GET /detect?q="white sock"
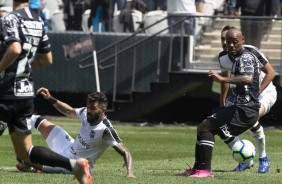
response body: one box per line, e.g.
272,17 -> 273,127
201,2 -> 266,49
250,124 -> 266,158
70,159 -> 77,173
30,115 -> 40,129
30,115 -> 45,129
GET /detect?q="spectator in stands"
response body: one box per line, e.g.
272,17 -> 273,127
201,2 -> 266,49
41,0 -> 50,31
263,0 -> 281,41
89,0 -> 110,32
29,0 -> 49,31
270,0 -> 281,16
48,0 -> 66,31
29,0 -> 41,13
118,0 -> 146,32
0,7 -> 10,17
225,0 -> 236,16
111,0 -> 126,11
236,0 -> 278,48
119,0 -> 135,32
63,0 -> 84,30
109,0 -> 126,15
133,0 -> 147,14
195,0 -> 205,13
109,0 -> 126,31
167,0 -> 196,35
146,0 -> 167,11
0,10 -> 6,17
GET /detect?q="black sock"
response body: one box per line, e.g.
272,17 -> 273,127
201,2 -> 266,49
193,135 -> 202,169
198,131 -> 214,170
29,146 -> 72,171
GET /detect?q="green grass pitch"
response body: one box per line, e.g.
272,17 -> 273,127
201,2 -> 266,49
0,117 -> 281,184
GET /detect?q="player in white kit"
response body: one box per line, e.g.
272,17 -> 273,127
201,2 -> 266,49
16,87 -> 136,178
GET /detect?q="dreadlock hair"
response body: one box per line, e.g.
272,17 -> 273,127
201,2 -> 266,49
87,92 -> 108,109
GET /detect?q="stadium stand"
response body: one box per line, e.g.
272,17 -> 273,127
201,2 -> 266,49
50,9 -> 66,31
143,10 -> 168,35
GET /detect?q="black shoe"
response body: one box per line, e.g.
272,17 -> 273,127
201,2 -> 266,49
0,121 -> 7,136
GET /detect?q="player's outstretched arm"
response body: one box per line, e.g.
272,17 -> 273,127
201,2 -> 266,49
36,87 -> 78,118
113,143 -> 136,178
260,63 -> 275,93
209,70 -> 253,85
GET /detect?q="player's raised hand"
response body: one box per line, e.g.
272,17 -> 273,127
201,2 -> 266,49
36,87 -> 51,99
208,70 -> 222,82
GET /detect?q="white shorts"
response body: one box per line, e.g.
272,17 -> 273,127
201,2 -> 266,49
46,126 -> 74,157
259,89 -> 277,115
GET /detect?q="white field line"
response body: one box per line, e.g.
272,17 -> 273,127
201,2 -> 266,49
0,166 -> 17,171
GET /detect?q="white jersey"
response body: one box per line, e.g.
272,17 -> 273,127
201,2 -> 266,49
167,0 -> 196,14
32,108 -> 120,173
68,108 -> 119,168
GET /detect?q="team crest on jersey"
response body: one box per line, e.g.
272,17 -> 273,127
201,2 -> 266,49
90,130 -> 95,138
65,135 -> 71,141
26,118 -> 32,130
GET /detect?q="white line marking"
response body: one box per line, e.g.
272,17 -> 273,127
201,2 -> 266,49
0,166 -> 17,171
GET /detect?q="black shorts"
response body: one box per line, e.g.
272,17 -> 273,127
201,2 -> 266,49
207,105 -> 259,138
0,98 -> 34,134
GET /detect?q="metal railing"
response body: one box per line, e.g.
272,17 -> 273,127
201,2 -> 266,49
79,15 -> 191,106
78,14 -> 282,106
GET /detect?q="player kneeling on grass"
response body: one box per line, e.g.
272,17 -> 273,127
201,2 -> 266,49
16,87 -> 136,178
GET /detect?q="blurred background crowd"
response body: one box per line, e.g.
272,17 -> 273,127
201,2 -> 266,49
0,0 -> 281,35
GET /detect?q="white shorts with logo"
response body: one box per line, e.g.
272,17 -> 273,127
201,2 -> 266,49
259,89 -> 277,115
46,126 -> 75,158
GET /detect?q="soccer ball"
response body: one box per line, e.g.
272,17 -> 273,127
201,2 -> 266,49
232,139 -> 255,163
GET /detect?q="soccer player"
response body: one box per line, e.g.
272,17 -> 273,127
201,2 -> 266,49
16,87 -> 136,178
0,1 -> 92,183
219,25 -> 276,173
177,28 -> 261,178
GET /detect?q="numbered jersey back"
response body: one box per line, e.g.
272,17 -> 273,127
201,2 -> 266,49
0,7 -> 51,99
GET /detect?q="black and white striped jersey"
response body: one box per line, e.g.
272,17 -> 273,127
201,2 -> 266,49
0,7 -> 51,99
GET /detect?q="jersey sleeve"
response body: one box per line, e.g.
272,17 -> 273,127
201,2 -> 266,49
102,118 -> 122,143
75,107 -> 86,118
218,51 -> 230,72
36,29 -> 51,54
1,13 -> 20,44
238,52 -> 256,75
245,45 -> 268,67
102,128 -> 119,146
254,49 -> 268,67
219,60 -> 228,72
